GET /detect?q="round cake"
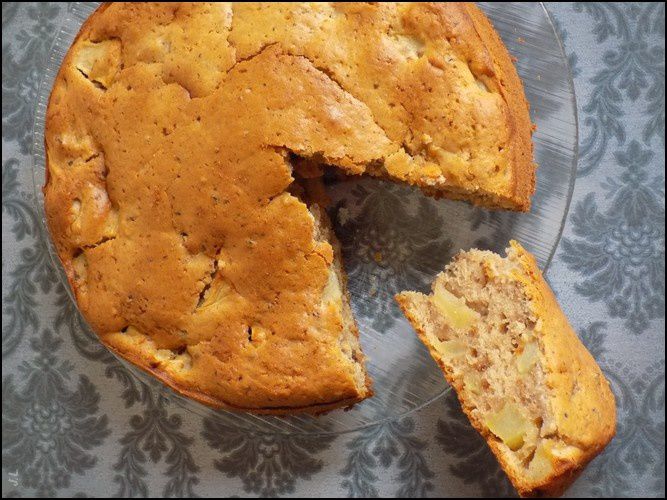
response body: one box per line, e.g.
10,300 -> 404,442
44,2 -> 534,414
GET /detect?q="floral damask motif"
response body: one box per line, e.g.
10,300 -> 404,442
112,386 -> 200,498
550,15 -> 581,78
49,285 -> 201,497
574,3 -> 631,43
581,359 -> 665,497
2,2 -> 20,28
638,1 -> 666,145
2,158 -> 39,241
2,329 -> 111,497
436,393 -> 515,497
333,180 -> 452,331
561,141 -> 665,334
574,2 -> 665,174
2,159 -> 59,356
2,3 -> 63,153
1,236 -> 57,355
203,417 -> 336,497
2,5 -> 66,356
578,321 -> 608,360
340,417 -> 434,498
641,53 -> 665,146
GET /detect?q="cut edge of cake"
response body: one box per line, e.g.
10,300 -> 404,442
395,241 -> 616,497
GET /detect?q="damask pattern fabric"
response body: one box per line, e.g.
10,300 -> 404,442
2,3 -> 665,497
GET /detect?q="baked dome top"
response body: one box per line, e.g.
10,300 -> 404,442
44,2 -> 534,413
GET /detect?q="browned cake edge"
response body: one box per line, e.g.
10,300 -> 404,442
43,3 -> 107,189
363,3 -> 536,211
101,340 -> 368,416
464,3 -> 536,212
500,242 -> 616,496
48,189 -> 370,416
395,242 -> 616,497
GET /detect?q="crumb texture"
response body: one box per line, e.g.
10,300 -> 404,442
396,241 -> 616,496
45,3 -> 533,413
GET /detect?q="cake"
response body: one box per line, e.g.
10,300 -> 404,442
396,241 -> 616,496
44,2 -> 534,413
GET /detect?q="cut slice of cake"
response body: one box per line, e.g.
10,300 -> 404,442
396,241 -> 616,496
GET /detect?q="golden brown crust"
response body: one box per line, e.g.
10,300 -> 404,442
101,339 -> 365,416
44,3 -> 535,415
506,241 -> 616,496
396,242 -> 616,497
463,4 -> 536,210
227,2 -> 535,209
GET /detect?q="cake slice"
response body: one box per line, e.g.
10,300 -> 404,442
396,241 -> 616,497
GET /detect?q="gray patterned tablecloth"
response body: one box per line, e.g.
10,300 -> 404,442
2,3 -> 665,497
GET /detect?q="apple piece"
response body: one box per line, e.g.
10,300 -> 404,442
431,283 -> 479,330
517,341 -> 540,374
485,403 -> 535,451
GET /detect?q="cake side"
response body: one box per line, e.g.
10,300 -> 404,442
462,3 -> 536,210
396,242 -> 615,496
507,241 -> 617,461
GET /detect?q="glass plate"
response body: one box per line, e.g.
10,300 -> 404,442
32,2 -> 577,435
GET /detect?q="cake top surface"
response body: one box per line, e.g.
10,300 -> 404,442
44,2 -> 534,412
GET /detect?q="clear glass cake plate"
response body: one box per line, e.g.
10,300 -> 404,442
32,2 -> 578,435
